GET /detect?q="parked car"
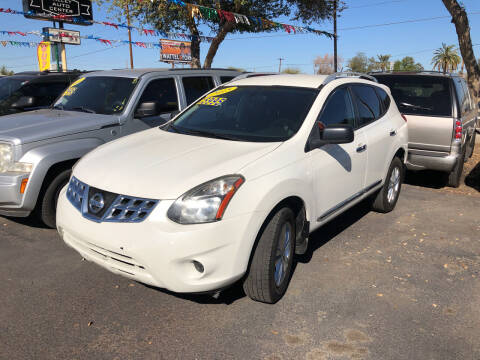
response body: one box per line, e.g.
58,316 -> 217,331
57,73 -> 408,303
0,70 -> 84,116
0,68 -> 242,227
373,71 -> 477,187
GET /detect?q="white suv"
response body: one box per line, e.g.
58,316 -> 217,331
57,74 -> 408,303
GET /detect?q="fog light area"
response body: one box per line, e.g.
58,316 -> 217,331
193,260 -> 204,273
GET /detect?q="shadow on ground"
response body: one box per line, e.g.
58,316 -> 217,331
465,161 -> 480,191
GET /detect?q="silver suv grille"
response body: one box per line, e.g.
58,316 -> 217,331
66,176 -> 159,223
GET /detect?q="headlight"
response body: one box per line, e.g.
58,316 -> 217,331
0,143 -> 33,174
167,175 -> 245,224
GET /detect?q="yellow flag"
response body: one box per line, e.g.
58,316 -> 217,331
37,42 -> 51,72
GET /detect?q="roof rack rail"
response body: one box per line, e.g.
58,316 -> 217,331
324,72 -> 378,85
167,68 -> 240,71
368,70 -> 458,77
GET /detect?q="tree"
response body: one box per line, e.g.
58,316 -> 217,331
393,57 -> 424,72
347,52 -> 368,73
0,66 -> 13,75
227,66 -> 246,72
314,54 -> 343,74
282,67 -> 301,74
377,54 -> 391,72
441,0 -> 480,98
97,0 -> 292,68
432,43 -> 461,74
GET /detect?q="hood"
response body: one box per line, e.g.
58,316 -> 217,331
74,128 -> 281,199
0,109 -> 119,144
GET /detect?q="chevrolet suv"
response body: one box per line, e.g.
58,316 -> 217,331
373,71 -> 477,187
57,73 -> 408,303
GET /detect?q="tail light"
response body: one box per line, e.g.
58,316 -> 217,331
454,120 -> 462,140
401,114 -> 407,122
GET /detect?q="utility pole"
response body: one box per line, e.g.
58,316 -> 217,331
333,0 -> 338,73
59,21 -> 67,71
125,1 -> 134,69
278,57 -> 284,73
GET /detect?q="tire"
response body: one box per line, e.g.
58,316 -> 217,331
243,207 -> 296,304
447,146 -> 466,188
38,169 -> 71,228
371,157 -> 404,213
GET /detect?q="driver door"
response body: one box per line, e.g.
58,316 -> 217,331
128,77 -> 180,133
308,86 -> 367,223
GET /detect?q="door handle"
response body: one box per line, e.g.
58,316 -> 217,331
356,144 -> 367,153
390,129 -> 397,136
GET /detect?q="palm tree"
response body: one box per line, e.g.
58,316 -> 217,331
432,43 -> 462,74
377,54 -> 391,72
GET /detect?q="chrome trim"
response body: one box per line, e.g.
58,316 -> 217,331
317,180 -> 382,222
66,176 -> 159,223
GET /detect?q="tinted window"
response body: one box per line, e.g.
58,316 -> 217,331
137,78 -> 178,114
453,78 -> 469,115
0,78 -> 25,100
220,76 -> 235,84
351,85 -> 381,127
182,76 -> 215,105
318,87 -> 355,127
54,76 -> 138,115
169,86 -> 318,142
375,75 -> 452,117
374,87 -> 391,117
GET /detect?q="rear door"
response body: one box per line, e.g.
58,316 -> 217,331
376,75 -> 454,153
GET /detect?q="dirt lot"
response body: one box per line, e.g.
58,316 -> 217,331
0,145 -> 479,360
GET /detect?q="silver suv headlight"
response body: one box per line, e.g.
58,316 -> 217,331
167,175 -> 245,224
0,143 -> 33,174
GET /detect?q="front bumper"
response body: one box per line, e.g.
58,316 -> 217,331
57,187 -> 263,293
0,172 -> 30,217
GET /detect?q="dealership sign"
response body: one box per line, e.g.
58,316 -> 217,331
23,0 -> 93,25
160,39 -> 192,64
43,27 -> 81,45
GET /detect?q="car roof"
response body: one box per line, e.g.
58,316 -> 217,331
84,68 -> 243,79
229,74 -> 329,88
371,71 -> 461,78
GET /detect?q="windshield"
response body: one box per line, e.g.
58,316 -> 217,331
54,76 -> 138,115
375,75 -> 452,117
0,77 -> 25,101
167,86 -> 319,142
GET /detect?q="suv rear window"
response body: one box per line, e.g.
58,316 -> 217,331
375,75 -> 452,117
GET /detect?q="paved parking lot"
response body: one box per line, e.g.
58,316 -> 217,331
1,164 -> 479,359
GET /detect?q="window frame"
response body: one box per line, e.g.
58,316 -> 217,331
181,75 -> 216,106
131,76 -> 180,118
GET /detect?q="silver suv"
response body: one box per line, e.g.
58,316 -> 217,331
374,71 -> 478,187
0,68 -> 241,227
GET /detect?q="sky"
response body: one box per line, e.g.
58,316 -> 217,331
0,0 -> 479,74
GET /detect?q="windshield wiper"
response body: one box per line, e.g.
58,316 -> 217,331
400,102 -> 432,111
166,124 -> 240,141
70,106 -> 96,114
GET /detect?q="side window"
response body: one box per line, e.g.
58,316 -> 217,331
317,87 -> 355,128
460,78 -> 472,112
182,76 -> 215,105
220,76 -> 235,84
137,78 -> 179,114
351,85 -> 381,127
453,78 -> 468,115
374,86 -> 391,118
18,81 -> 70,107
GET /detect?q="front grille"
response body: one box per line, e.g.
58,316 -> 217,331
66,176 -> 159,223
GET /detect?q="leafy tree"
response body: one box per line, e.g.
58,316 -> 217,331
377,54 -> 391,72
347,52 -> 368,73
441,0 -> 480,98
432,43 -> 461,74
97,1 -> 329,69
314,54 -> 343,74
282,67 -> 301,74
0,66 -> 13,75
288,0 -> 345,23
393,57 -> 424,72
227,66 -> 246,72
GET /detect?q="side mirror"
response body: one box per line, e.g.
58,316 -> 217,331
11,96 -> 35,109
309,124 -> 354,150
135,101 -> 157,118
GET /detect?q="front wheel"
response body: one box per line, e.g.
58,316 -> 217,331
243,207 -> 296,304
371,157 -> 404,213
37,169 -> 71,228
